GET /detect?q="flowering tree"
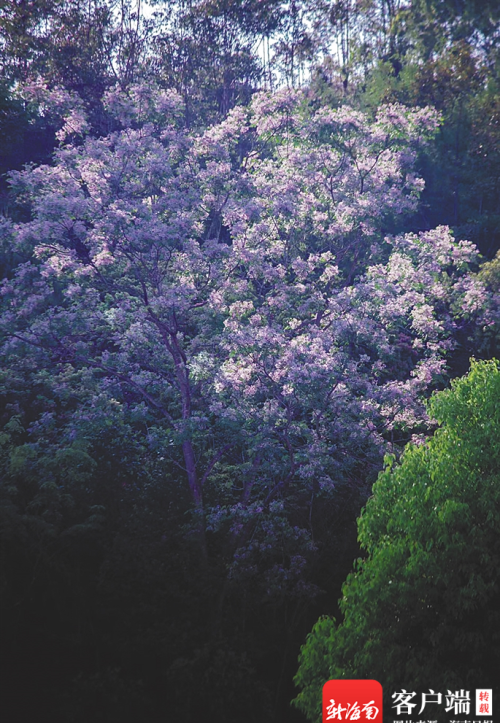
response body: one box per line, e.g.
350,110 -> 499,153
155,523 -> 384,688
0,84 -> 485,571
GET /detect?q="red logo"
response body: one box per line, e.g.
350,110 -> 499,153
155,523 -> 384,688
323,680 -> 383,722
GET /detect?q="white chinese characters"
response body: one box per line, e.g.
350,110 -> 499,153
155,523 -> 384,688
391,689 -> 493,718
326,699 -> 380,720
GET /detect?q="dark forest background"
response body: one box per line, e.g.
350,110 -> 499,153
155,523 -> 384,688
1,2 -> 499,721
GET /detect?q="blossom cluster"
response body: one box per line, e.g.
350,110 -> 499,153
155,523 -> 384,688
0,83 -> 491,581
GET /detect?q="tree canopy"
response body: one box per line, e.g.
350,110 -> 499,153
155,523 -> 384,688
1,2 -> 499,721
294,359 -> 500,721
1,85 -> 486,557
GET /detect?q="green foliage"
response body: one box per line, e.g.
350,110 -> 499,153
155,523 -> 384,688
478,250 -> 500,293
294,359 -> 500,721
469,252 -> 500,359
355,38 -> 500,258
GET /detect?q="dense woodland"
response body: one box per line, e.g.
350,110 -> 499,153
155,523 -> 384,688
0,1 -> 499,721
